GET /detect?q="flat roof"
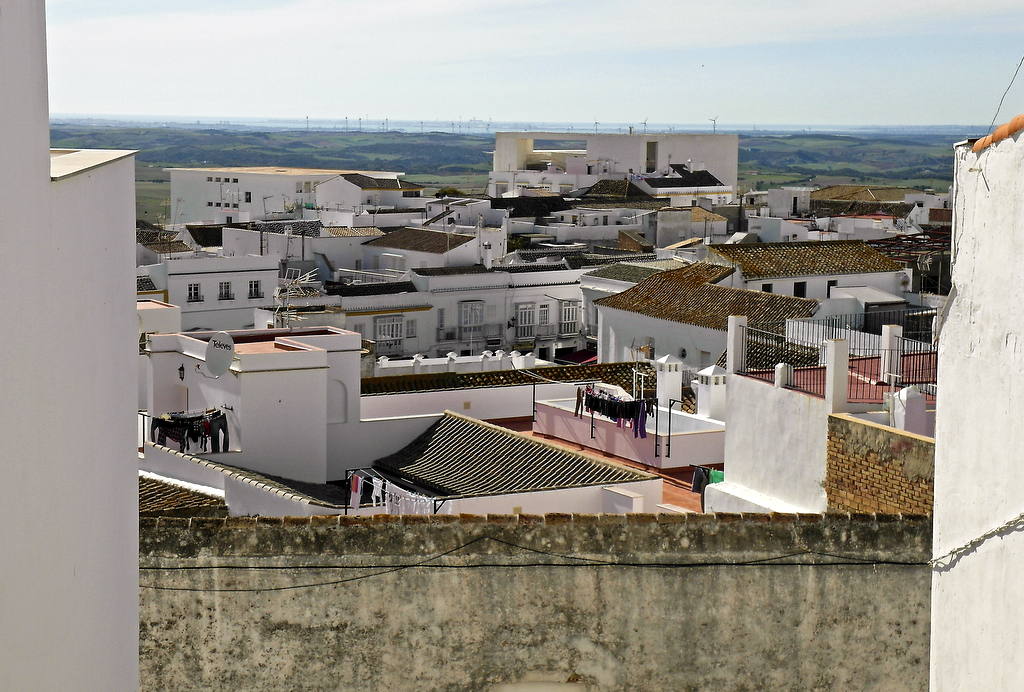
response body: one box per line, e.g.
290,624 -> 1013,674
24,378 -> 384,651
50,148 -> 135,180
166,166 -> 404,176
136,300 -> 177,310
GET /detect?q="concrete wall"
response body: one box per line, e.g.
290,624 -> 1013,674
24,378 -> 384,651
139,512 -> 931,692
598,305 -> 725,370
706,374 -> 830,513
930,132 -> 1024,690
826,414 -> 934,515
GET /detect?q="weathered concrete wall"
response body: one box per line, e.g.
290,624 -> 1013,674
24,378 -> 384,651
826,413 -> 934,515
141,513 -> 930,692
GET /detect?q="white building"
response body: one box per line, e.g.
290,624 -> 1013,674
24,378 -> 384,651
168,167 -> 424,225
0,2 -> 138,688
361,226 -> 505,272
138,255 -> 280,330
595,263 -> 819,369
705,240 -> 911,300
488,131 -> 738,197
656,206 -> 730,246
930,118 -> 1024,690
335,264 -> 588,360
768,187 -> 815,218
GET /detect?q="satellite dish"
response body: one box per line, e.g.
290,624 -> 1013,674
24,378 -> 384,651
204,332 -> 235,377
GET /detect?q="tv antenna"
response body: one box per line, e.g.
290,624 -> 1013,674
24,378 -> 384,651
273,269 -> 319,328
709,116 -> 718,133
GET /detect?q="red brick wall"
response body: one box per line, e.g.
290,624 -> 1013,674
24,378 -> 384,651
826,413 -> 934,514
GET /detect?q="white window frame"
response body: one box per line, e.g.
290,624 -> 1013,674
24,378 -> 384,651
458,300 -> 484,342
406,319 -> 417,338
187,283 -> 202,302
218,281 -> 232,300
516,303 -> 536,340
559,300 -> 580,335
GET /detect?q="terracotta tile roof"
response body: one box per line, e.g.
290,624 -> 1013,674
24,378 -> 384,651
659,206 -> 727,222
373,412 -> 654,497
810,185 -> 919,202
324,226 -> 385,237
136,229 -> 177,245
137,276 -> 158,292
927,208 -> 952,224
141,240 -> 193,254
811,199 -> 915,218
665,167 -> 726,186
364,227 -> 475,254
254,219 -> 322,237
341,173 -> 423,190
139,475 -> 227,517
644,173 -> 726,189
709,240 -> 902,281
972,112 -> 1024,153
584,263 -> 665,283
362,362 -> 657,396
596,262 -> 818,330
582,179 -> 654,198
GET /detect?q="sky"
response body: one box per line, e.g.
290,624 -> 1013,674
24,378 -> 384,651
45,0 -> 1024,128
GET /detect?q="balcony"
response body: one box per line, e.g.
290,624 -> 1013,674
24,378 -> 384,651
437,327 -> 458,342
218,293 -> 235,301
186,295 -> 204,303
376,338 -> 404,356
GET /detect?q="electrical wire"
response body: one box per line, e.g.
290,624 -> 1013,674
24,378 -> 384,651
986,52 -> 1024,136
139,534 -> 927,593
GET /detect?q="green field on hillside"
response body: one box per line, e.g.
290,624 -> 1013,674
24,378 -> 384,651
48,126 -> 960,222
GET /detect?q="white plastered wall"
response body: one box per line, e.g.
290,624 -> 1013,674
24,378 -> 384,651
931,132 -> 1024,690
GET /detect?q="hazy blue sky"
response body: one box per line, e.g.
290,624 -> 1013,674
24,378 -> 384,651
45,0 -> 1024,127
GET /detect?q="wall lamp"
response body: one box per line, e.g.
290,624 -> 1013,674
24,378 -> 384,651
178,364 -> 185,381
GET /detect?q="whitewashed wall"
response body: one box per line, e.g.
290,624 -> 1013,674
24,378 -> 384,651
705,374 -> 829,513
930,132 -> 1024,690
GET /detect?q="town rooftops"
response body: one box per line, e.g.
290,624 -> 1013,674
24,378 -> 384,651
137,276 -> 159,292
708,240 -> 902,281
362,361 -> 656,396
254,219 -> 322,237
810,185 -> 920,202
584,262 -> 670,284
324,226 -> 386,237
186,226 -> 223,247
363,227 -> 475,254
324,281 -> 417,297
167,166 -> 404,177
581,179 -> 654,198
660,206 -> 728,222
666,167 -> 727,187
373,412 -> 655,498
340,173 -> 424,191
596,262 -> 818,329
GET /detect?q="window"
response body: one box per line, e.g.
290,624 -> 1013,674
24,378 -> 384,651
187,283 -> 202,302
218,281 -> 233,300
437,308 -> 445,329
762,283 -> 773,293
207,177 -> 213,182
374,315 -> 404,355
458,300 -> 484,341
406,319 -> 417,338
248,280 -> 262,299
602,215 -> 609,226
516,303 -> 536,340
304,181 -> 312,193
296,183 -> 303,194
559,301 -> 580,335
232,203 -> 238,209
827,279 -> 838,297
215,177 -> 221,183
794,281 -> 807,298
215,202 -> 221,207
351,323 -> 364,337
244,191 -> 252,203
538,304 -> 549,325
207,201 -> 213,207
232,178 -> 238,183
402,191 -> 419,198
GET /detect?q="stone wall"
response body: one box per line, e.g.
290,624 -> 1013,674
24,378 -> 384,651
140,512 -> 931,692
826,413 -> 934,515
